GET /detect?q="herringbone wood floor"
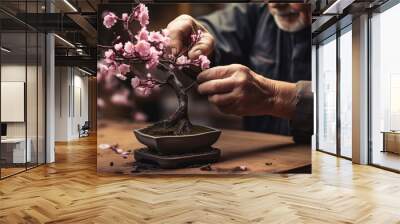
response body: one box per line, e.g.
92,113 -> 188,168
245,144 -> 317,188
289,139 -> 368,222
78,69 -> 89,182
1,135 -> 400,224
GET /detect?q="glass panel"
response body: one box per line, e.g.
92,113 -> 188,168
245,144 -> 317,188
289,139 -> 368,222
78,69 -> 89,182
38,32 -> 45,165
317,36 -> 337,154
0,0 -> 46,178
26,0 -> 39,169
1,32 -> 27,177
27,30 -> 38,169
339,29 -> 352,158
371,4 -> 400,171
312,45 -> 317,150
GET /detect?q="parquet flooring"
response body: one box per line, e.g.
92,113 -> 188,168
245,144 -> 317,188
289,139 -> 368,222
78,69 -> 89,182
1,135 -> 400,224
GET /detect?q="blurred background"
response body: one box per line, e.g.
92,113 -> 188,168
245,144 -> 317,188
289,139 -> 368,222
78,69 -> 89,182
97,3 -> 243,130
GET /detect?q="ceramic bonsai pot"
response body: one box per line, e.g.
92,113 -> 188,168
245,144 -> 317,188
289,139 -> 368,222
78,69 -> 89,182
133,126 -> 221,155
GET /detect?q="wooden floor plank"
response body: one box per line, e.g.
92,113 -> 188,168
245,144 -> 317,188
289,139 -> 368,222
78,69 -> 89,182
0,135 -> 400,223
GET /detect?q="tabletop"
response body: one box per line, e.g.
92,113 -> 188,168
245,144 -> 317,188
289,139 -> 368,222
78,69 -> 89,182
97,120 -> 311,175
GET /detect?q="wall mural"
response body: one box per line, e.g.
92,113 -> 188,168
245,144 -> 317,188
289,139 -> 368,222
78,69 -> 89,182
97,3 -> 312,175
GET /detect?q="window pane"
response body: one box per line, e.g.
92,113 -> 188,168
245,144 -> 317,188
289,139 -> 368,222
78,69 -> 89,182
339,29 -> 352,158
371,3 -> 400,171
318,37 -> 337,154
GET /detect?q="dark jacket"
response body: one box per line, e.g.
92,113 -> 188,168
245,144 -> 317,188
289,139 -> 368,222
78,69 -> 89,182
198,3 -> 313,143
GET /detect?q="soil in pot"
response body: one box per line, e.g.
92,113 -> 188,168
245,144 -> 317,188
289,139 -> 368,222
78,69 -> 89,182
141,123 -> 213,137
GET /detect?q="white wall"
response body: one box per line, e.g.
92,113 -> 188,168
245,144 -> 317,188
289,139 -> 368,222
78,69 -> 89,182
55,67 -> 89,141
55,66 -> 69,141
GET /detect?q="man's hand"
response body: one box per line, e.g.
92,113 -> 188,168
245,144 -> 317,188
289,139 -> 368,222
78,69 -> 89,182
197,64 -> 298,119
166,15 -> 214,59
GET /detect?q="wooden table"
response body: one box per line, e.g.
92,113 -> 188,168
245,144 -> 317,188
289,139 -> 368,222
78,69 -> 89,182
97,121 -> 311,175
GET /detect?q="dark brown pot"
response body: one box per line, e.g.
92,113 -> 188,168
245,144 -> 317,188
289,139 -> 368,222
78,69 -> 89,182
133,126 -> 221,155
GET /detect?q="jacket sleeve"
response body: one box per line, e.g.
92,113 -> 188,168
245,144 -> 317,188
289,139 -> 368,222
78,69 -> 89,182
197,4 -> 264,66
291,81 -> 314,144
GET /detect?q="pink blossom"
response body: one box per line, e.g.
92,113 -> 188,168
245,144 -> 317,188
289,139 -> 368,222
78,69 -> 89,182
104,49 -> 115,59
164,36 -> 171,45
97,63 -> 108,82
103,12 -> 118,29
98,63 -> 109,76
111,90 -> 130,106
97,72 -> 104,82
136,87 -> 151,96
149,31 -> 163,43
105,71 -> 119,90
199,55 -> 210,70
146,61 -> 158,70
115,73 -> 127,80
133,112 -> 147,122
122,13 -> 128,21
191,30 -> 203,42
144,87 -> 152,96
176,55 -> 190,65
145,47 -> 160,69
107,64 -> 117,76
114,42 -> 123,51
111,94 -> 129,105
104,58 -> 113,64
97,98 -> 106,108
135,87 -> 145,95
135,40 -> 151,57
99,144 -> 110,150
137,4 -> 149,27
131,77 -> 141,88
135,28 -> 148,41
124,41 -> 135,54
100,4 -> 210,105
146,80 -> 155,88
118,63 -> 130,75
190,34 -> 197,43
160,29 -> 171,47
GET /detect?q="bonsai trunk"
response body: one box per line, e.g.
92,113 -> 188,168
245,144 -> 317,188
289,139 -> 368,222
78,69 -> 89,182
156,74 -> 193,135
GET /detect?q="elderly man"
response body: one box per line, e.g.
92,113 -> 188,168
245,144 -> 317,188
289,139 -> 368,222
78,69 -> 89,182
166,3 -> 313,143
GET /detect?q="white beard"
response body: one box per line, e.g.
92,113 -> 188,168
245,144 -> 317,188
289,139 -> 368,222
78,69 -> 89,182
273,15 -> 308,33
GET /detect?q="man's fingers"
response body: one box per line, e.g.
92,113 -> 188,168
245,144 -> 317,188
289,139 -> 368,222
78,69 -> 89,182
198,78 -> 235,95
167,15 -> 214,58
166,15 -> 193,55
188,32 -> 214,59
197,66 -> 231,83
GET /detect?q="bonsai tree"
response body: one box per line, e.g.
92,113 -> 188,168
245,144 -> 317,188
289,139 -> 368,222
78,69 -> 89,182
98,4 -> 210,135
